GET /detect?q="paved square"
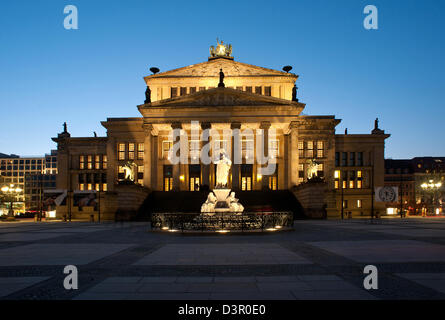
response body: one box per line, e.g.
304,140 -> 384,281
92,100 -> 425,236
1,219 -> 445,300
309,240 -> 445,263
0,277 -> 50,297
133,243 -> 311,265
0,243 -> 134,266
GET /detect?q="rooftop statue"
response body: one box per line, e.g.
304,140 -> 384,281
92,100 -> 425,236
209,39 -> 233,59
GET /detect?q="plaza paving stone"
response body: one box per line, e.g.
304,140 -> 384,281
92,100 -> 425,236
0,219 -> 445,300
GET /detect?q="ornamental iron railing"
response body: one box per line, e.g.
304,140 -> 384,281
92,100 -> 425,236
151,211 -> 293,232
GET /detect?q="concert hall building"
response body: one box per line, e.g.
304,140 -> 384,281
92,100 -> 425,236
52,41 -> 390,220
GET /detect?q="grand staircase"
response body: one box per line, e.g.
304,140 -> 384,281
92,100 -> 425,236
135,190 -> 306,221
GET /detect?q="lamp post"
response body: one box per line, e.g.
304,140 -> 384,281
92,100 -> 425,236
1,184 -> 23,218
421,180 -> 442,216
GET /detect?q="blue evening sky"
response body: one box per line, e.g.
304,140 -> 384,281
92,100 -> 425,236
0,0 -> 444,158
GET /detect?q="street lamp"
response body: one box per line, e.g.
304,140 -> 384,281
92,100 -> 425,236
1,184 -> 23,218
421,180 -> 442,216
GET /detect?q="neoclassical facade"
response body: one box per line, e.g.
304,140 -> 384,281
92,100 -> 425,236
53,43 -> 389,220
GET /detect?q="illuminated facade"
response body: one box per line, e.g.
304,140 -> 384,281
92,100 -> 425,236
53,42 -> 389,220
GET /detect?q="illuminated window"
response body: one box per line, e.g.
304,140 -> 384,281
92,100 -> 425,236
317,163 -> 324,177
242,137 -> 254,159
138,143 -> 144,160
102,183 -> 107,191
349,180 -> 354,189
95,155 -> 100,169
357,170 -> 362,178
306,141 -> 313,158
334,170 -> 340,179
87,183 -> 92,191
334,180 -> 339,189
317,141 -> 324,158
189,140 -> 200,159
118,143 -> 126,160
79,156 -> 85,170
87,156 -> 93,170
241,177 -> 252,191
342,180 -> 347,189
298,141 -> 304,158
357,180 -> 362,189
162,141 -> 173,159
269,176 -> 277,190
95,184 -> 100,192
343,200 -> 348,208
79,183 -> 84,191
299,163 -> 304,182
269,139 -> 279,158
128,143 -> 135,160
357,199 -> 362,208
103,155 -> 108,169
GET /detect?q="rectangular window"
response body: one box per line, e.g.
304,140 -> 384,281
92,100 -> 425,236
317,141 -> 324,158
103,183 -> 107,191
245,86 -> 252,93
171,87 -> 178,98
343,200 -> 348,209
163,141 -> 173,159
103,155 -> 108,169
357,199 -> 362,208
180,87 -> 187,96
189,140 -> 200,159
306,141 -> 314,158
298,163 -> 304,182
269,139 -> 279,158
317,163 -> 324,178
342,180 -> 347,189
118,143 -> 126,160
255,86 -> 262,95
236,86 -> 243,91
350,152 -> 356,166
357,180 -> 362,189
79,183 -> 84,191
95,155 -> 100,169
341,152 -> 347,166
357,170 -> 362,178
87,183 -> 92,191
349,180 -> 354,189
138,143 -> 144,160
298,141 -> 304,158
189,87 -> 196,94
79,156 -> 85,170
357,152 -> 363,166
334,180 -> 339,189
198,87 -> 206,91
264,86 -> 271,96
128,143 -> 135,160
87,156 -> 93,170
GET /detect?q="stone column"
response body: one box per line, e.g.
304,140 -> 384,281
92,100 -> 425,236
231,122 -> 241,190
201,122 -> 211,188
142,123 -> 153,189
151,133 -> 158,190
260,121 -> 271,190
171,122 -> 182,191
288,121 -> 299,188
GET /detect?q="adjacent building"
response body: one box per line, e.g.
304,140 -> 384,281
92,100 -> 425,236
384,157 -> 445,215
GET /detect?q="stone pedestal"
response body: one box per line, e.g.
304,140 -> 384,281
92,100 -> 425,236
293,180 -> 327,219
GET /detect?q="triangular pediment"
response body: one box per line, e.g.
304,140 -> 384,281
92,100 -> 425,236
145,58 -> 297,79
141,87 -> 304,108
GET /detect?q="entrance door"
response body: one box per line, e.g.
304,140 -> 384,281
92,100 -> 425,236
241,164 -> 253,191
189,165 -> 200,191
163,165 -> 173,191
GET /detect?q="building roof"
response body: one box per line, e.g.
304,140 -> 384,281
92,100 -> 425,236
144,57 -> 298,80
